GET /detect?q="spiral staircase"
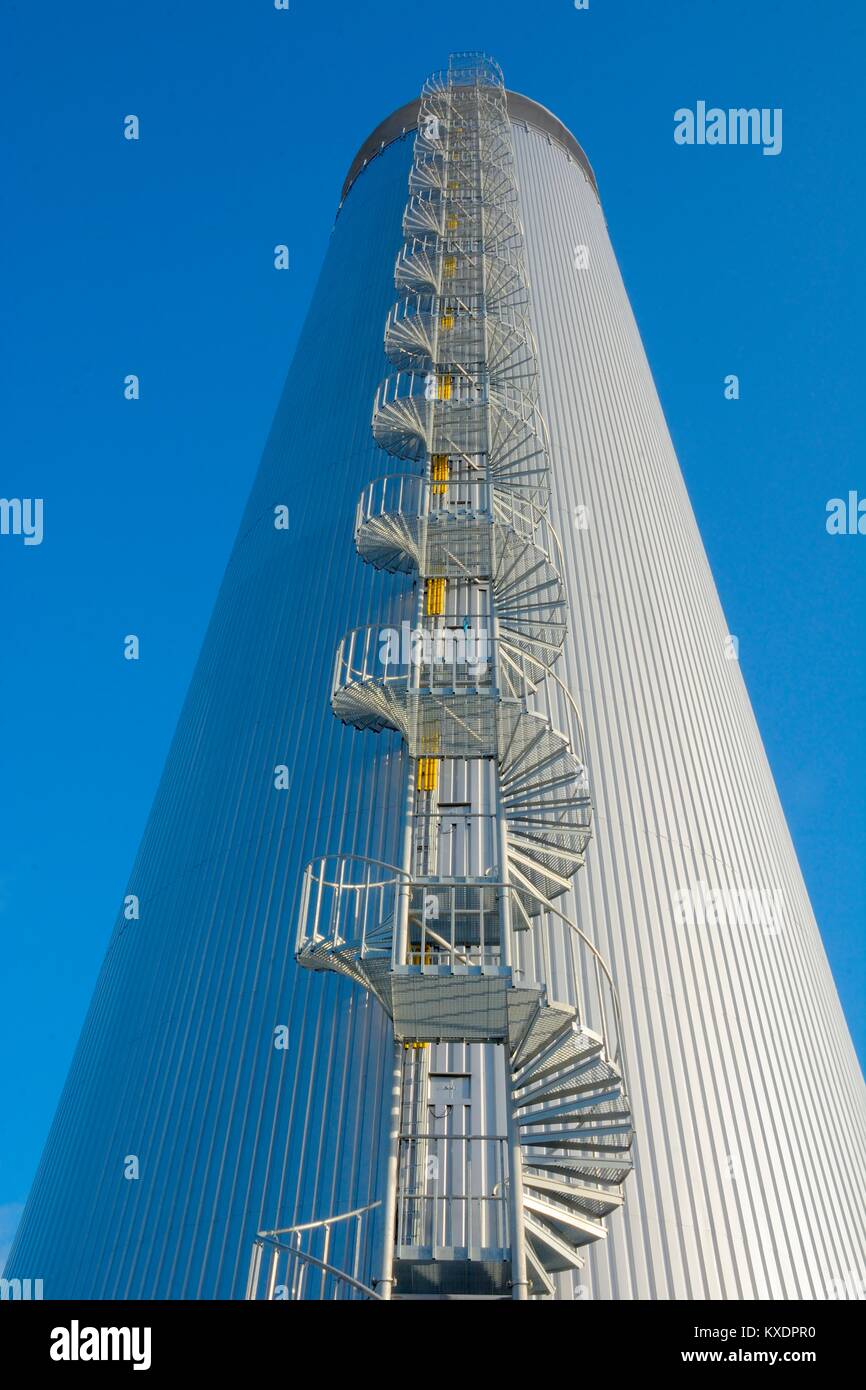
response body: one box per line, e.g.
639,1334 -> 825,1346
291,52 -> 634,1300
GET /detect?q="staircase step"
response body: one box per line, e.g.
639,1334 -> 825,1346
516,1091 -> 628,1129
524,1213 -> 585,1275
513,1056 -> 621,1109
524,1240 -> 556,1298
523,1193 -> 607,1248
520,1125 -> 633,1151
512,1022 -> 603,1088
520,1153 -> 633,1186
508,998 -> 575,1070
522,1171 -> 623,1220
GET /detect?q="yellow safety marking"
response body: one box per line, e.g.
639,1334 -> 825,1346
436,373 -> 452,401
431,454 -> 450,495
443,255 -> 457,279
416,756 -> 441,792
440,311 -> 454,330
426,577 -> 446,615
407,940 -> 434,968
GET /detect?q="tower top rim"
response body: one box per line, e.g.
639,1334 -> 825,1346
340,91 -> 599,206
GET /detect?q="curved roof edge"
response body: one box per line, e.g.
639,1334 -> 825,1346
340,90 -> 598,205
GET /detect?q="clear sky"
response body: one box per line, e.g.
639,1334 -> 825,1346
1,0 -> 864,1264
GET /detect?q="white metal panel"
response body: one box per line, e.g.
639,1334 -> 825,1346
509,119 -> 866,1300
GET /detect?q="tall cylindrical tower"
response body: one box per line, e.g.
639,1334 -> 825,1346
6,54 -> 865,1302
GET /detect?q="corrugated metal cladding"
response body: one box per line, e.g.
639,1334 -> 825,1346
507,119 -> 866,1299
7,94 -> 864,1303
5,136 -> 421,1299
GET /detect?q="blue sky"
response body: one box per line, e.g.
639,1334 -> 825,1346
1,0 -> 864,1263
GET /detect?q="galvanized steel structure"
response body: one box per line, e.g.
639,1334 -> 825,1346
6,53 -> 865,1302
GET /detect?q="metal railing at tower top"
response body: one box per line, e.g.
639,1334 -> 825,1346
423,52 -> 507,92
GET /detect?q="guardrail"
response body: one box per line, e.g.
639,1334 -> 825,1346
397,1136 -> 509,1253
246,1202 -> 383,1301
332,621 -> 495,696
355,472 -> 492,543
295,854 -> 627,1074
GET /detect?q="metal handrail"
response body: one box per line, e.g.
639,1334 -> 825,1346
251,1236 -> 383,1301
332,621 -> 495,694
412,148 -> 516,179
402,199 -> 523,244
373,369 -> 543,429
491,489 -> 566,573
418,95 -> 508,125
295,854 -> 627,1074
355,476 -> 560,552
248,1199 -> 384,1302
298,854 -> 406,891
355,472 -> 490,538
376,363 -> 491,404
409,152 -> 516,186
384,297 -> 539,386
542,666 -> 591,773
423,54 -> 506,92
414,134 -> 514,168
403,183 -> 519,214
260,1199 -> 382,1238
386,291 -> 533,337
397,236 -> 526,275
